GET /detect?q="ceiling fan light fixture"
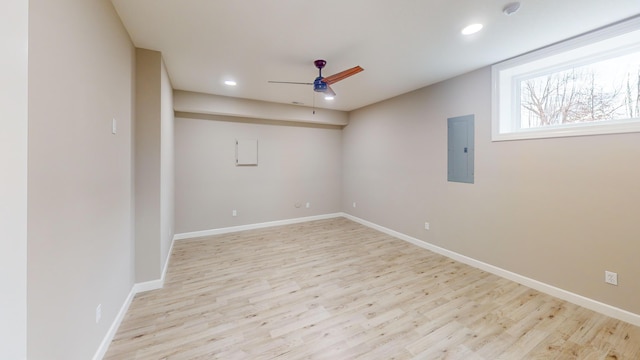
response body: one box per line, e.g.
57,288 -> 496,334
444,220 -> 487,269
224,80 -> 237,86
461,23 -> 483,35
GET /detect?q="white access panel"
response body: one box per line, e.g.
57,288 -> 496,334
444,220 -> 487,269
236,139 -> 258,165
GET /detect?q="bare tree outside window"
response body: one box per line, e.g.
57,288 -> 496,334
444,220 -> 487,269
520,52 -> 640,129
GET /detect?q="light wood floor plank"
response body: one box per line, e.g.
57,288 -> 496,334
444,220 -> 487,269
104,218 -> 640,359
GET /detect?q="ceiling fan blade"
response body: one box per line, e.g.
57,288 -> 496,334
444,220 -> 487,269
322,66 -> 364,85
268,81 -> 314,85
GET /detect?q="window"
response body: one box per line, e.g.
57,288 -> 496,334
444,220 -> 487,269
492,18 -> 640,141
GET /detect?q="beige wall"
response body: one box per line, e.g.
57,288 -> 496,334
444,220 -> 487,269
27,0 -> 135,359
0,0 -> 28,358
343,67 -> 640,315
175,115 -> 342,233
134,49 -> 175,282
160,59 -> 175,269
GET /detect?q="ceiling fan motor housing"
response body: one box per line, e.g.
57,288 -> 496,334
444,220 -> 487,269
313,77 -> 327,92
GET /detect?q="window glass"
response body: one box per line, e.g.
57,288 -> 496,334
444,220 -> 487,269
519,52 -> 640,129
492,18 -> 640,141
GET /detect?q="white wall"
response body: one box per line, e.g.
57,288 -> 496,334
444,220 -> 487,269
175,115 -> 343,233
343,67 -> 640,316
0,0 -> 28,358
27,0 -> 135,358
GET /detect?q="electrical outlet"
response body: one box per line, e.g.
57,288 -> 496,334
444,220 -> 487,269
111,118 -> 117,134
306,202 -> 310,208
605,271 -> 618,285
352,202 -> 357,208
96,304 -> 102,324
424,222 -> 430,230
232,210 -> 237,217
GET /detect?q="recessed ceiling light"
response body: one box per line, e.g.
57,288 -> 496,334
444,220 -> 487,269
224,80 -> 237,86
461,23 -> 483,35
324,96 -> 334,100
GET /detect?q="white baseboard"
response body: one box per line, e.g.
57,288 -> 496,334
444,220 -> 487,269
92,278 -> 164,360
93,235 -> 177,359
341,213 -> 640,327
92,287 -> 136,360
173,213 -> 343,241
160,234 -> 175,282
132,279 -> 163,293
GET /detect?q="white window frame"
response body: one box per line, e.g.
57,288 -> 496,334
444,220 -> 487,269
492,17 -> 640,141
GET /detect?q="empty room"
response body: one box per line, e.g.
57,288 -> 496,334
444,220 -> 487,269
3,0 -> 640,359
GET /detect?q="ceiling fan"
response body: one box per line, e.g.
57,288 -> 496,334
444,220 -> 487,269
268,59 -> 364,97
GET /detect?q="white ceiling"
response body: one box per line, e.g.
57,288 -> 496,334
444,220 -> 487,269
111,0 -> 640,112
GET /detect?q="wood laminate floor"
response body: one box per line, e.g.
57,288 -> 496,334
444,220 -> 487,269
104,218 -> 640,359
